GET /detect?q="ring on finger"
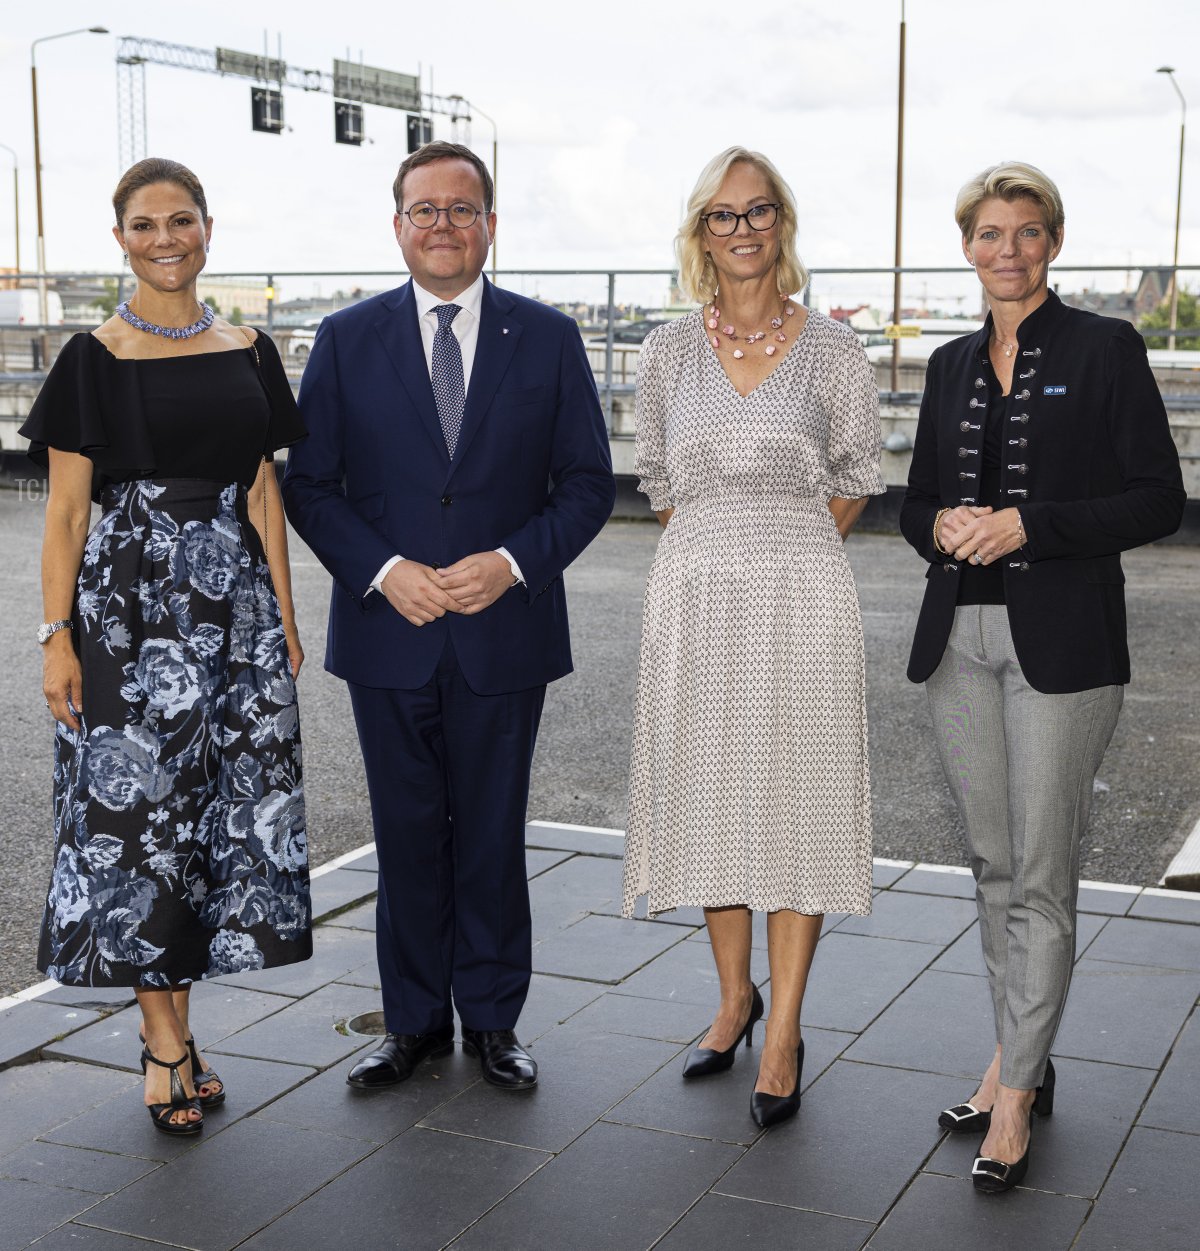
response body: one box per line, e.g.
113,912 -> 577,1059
970,552 -> 983,565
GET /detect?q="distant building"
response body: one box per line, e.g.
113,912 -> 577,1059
196,276 -> 270,320
1058,269 -> 1174,323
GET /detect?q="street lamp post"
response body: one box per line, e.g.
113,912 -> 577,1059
31,25 -> 108,335
891,1 -> 906,394
0,142 -> 18,273
448,94 -> 498,283
1156,66 -> 1187,352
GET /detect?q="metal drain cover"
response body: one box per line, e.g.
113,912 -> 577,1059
345,1011 -> 387,1037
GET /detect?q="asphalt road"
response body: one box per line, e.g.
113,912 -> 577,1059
2,487 -> 1197,996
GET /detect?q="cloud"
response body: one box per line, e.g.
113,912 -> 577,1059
1000,76 -> 1171,121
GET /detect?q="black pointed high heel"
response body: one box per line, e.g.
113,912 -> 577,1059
682,986 -> 764,1079
141,1046 -> 203,1136
939,1057 -> 1055,1134
750,1038 -> 804,1128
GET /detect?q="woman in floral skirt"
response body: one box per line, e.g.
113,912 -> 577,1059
20,158 -> 312,1135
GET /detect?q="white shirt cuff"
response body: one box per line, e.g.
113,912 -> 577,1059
368,555 -> 404,596
495,546 -> 524,586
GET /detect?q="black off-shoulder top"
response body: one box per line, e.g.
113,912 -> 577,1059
19,331 -> 307,502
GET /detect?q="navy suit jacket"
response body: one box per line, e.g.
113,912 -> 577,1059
282,278 -> 615,694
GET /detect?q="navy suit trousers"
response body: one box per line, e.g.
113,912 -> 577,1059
348,636 -> 545,1035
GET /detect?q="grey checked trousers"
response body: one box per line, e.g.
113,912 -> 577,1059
925,605 -> 1123,1089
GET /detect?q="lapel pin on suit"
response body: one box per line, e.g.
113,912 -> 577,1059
502,327 -> 509,335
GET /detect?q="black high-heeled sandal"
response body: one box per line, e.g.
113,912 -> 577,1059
140,1032 -> 225,1108
750,1038 -> 804,1128
141,1046 -> 203,1136
185,1037 -> 226,1108
939,1057 -> 1056,1134
683,985 -> 765,1079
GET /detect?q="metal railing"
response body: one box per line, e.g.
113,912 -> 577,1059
3,264 -> 1200,432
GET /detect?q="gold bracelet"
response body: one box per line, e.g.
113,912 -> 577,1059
933,507 -> 951,555
1014,508 -> 1026,548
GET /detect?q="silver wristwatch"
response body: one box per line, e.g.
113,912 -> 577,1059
37,619 -> 73,645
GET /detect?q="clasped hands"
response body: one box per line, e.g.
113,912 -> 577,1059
938,506 -> 1025,567
381,553 -> 516,626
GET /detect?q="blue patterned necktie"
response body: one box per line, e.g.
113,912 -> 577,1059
431,303 -> 465,456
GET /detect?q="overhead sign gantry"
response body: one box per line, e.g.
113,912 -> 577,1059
115,35 -> 465,168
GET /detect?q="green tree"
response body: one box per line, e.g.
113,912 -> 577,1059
1139,287 -> 1199,349
230,306 -> 244,325
96,279 -> 119,317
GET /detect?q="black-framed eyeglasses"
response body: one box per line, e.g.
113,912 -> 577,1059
403,201 -> 481,229
700,203 -> 780,237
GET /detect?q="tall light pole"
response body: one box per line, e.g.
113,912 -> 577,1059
1157,66 -> 1186,352
891,1 -> 906,393
0,142 -> 18,273
31,26 -> 108,330
449,94 -> 498,282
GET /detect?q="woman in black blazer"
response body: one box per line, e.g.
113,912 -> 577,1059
900,161 -> 1184,1194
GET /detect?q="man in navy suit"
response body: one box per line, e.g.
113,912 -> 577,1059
282,142 -> 614,1090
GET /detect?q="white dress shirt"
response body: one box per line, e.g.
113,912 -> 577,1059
369,274 -> 523,593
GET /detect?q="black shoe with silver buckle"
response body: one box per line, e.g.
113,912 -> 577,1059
971,1142 -> 1031,1194
941,1057 -> 1055,1135
938,1101 -> 992,1134
972,1106 -> 1035,1195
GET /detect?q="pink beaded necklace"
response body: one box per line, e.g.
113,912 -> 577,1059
706,294 -> 795,359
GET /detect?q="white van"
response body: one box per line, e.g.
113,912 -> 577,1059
0,289 -> 66,325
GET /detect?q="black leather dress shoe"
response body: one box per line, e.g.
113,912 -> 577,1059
461,1028 -> 538,1090
346,1026 -> 455,1089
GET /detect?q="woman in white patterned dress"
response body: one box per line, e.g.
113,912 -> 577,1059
622,147 -> 883,1127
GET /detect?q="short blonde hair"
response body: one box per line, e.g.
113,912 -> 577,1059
955,161 -> 1065,242
675,147 -> 809,304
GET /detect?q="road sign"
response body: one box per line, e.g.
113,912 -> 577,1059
333,59 -> 420,111
217,47 -> 285,82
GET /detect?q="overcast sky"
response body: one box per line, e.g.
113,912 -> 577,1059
1,0 -> 1197,311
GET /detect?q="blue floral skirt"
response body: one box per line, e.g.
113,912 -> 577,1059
38,478 -> 313,986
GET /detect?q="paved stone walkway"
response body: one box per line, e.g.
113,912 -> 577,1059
1,821 -> 1198,1250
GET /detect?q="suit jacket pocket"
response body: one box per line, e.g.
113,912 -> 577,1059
496,385 -> 551,408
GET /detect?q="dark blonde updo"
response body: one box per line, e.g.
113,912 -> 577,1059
113,157 -> 208,228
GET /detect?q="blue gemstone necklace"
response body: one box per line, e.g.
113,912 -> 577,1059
116,300 -> 215,340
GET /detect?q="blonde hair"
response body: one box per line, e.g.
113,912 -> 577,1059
955,161 -> 1065,242
675,147 -> 809,304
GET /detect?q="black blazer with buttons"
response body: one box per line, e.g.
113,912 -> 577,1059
899,290 -> 1185,694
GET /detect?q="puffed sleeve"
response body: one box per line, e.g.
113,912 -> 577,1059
251,331 -> 307,456
19,334 -> 113,467
633,325 -> 675,512
822,326 -> 885,499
